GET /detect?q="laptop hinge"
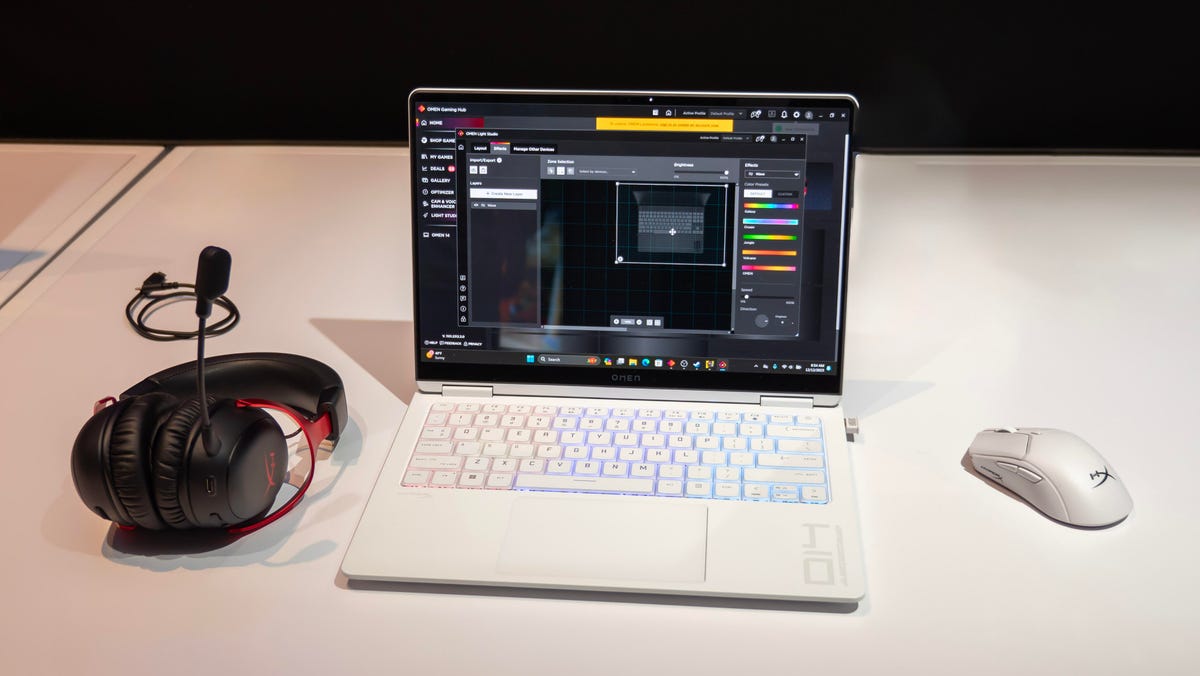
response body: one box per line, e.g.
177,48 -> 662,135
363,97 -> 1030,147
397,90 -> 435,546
441,385 -> 494,398
759,395 -> 814,409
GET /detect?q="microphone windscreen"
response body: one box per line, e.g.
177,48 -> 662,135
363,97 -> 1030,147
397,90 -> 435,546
195,246 -> 232,318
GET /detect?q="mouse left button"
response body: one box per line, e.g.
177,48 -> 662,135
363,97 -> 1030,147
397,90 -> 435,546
970,430 -> 1031,459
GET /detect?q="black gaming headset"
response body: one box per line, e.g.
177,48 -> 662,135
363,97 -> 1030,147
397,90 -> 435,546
71,246 -> 348,535
71,352 -> 347,535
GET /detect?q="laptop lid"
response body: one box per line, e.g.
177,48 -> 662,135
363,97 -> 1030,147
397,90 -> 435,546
409,89 -> 857,401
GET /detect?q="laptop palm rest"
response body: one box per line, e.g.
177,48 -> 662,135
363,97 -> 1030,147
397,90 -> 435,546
496,498 -> 708,583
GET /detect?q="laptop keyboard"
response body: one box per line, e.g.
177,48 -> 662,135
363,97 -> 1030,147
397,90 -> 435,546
401,402 -> 829,504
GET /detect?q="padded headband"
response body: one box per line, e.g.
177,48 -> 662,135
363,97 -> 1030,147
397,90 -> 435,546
120,352 -> 347,442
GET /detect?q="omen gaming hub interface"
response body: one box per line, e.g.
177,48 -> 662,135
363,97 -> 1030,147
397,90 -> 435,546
412,92 -> 853,380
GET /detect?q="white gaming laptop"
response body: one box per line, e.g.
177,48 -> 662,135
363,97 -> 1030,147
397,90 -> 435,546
342,88 -> 865,602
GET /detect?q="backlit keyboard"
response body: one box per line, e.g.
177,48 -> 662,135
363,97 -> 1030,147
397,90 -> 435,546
402,402 -> 829,504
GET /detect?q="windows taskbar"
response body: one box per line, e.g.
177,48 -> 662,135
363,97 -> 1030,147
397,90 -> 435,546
420,349 -> 836,375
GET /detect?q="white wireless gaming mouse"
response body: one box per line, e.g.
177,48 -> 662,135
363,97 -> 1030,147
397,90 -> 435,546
967,428 -> 1133,527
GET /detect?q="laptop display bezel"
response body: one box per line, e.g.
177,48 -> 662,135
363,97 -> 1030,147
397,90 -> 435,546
409,88 -> 857,397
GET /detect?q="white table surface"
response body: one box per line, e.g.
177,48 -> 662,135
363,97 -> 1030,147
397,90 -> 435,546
2,147 -> 1197,675
0,143 -> 162,312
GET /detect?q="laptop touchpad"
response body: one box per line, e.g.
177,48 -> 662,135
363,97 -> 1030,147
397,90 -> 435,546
497,498 -> 707,583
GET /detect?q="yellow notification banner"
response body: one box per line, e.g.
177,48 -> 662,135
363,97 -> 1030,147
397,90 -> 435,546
594,117 -> 734,132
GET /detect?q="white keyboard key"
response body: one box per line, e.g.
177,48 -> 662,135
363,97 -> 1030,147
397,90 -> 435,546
431,471 -> 458,486
778,440 -> 823,453
721,437 -> 748,451
506,429 -> 532,442
519,458 -> 546,474
458,472 -> 486,488
802,486 -> 829,502
659,420 -> 683,434
604,418 -> 630,432
674,449 -> 699,464
695,436 -> 720,450
464,457 -> 490,472
510,405 -> 532,414
665,409 -> 688,420
553,417 -> 578,429
415,440 -> 453,454
409,455 -> 464,470
564,445 -> 589,460
586,407 -> 610,417
715,483 -> 741,499
686,421 -> 710,435
637,408 -> 662,419
454,441 -> 482,456
690,410 -> 713,421
712,422 -> 737,436
602,461 -> 629,477
766,425 -> 820,439
509,443 -> 535,458
739,423 -> 764,437
614,432 -> 639,446
526,415 -> 550,429
630,463 -> 655,478
744,412 -> 766,423
758,454 -> 824,469
474,413 -> 498,426
425,413 -> 448,426
730,452 -> 755,466
668,435 -> 692,449
656,480 -> 683,496
449,413 -> 473,425
561,431 -> 586,445
687,465 -> 712,480
769,414 -> 794,424
579,417 -> 603,430
431,402 -> 455,412
646,448 -> 671,463
744,469 -> 826,484
454,427 -> 480,441
590,446 -> 616,461
618,447 -> 644,462
534,405 -> 556,415
632,419 -> 656,432
483,442 -> 509,456
642,433 -> 665,448
493,458 -> 518,473
547,460 -> 573,474
479,428 -> 505,442
561,406 -> 584,416
613,407 -> 634,417
715,466 -> 741,482
744,484 -> 770,501
686,481 -> 712,497
575,461 -> 600,476
515,474 -> 654,494
401,470 -> 431,486
483,403 -> 507,413
420,427 -> 451,440
533,430 -> 558,444
701,451 -> 727,465
659,464 -> 685,479
750,438 -> 775,452
537,444 -> 562,459
587,431 -> 612,446
486,473 -> 515,489
717,412 -> 740,421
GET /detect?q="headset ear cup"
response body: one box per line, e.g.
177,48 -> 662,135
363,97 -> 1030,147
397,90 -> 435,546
72,400 -> 134,526
107,393 -> 179,530
151,396 -> 215,529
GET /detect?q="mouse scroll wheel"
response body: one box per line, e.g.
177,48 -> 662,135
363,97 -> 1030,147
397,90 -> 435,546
994,427 -> 1019,434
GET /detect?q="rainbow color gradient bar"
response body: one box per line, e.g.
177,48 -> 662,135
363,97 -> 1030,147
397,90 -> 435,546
741,249 -> 797,256
743,202 -> 800,209
743,218 -> 799,225
742,234 -> 797,241
741,265 -> 796,272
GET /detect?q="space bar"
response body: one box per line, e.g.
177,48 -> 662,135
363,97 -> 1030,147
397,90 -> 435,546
514,475 -> 654,494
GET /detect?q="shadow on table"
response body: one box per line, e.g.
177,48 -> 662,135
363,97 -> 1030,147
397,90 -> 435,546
43,419 -> 366,570
310,318 -> 416,403
842,379 -> 933,419
0,247 -> 43,273
336,573 -> 863,615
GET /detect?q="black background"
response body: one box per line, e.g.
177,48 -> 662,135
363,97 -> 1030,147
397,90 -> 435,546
2,2 -> 1196,153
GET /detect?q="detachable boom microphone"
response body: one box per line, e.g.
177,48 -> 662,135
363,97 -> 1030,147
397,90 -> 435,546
195,246 -> 232,455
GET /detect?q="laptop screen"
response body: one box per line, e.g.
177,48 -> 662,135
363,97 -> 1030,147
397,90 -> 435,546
410,89 -> 856,396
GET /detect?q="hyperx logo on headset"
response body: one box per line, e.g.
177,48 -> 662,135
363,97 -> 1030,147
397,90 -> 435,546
70,247 -> 348,536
